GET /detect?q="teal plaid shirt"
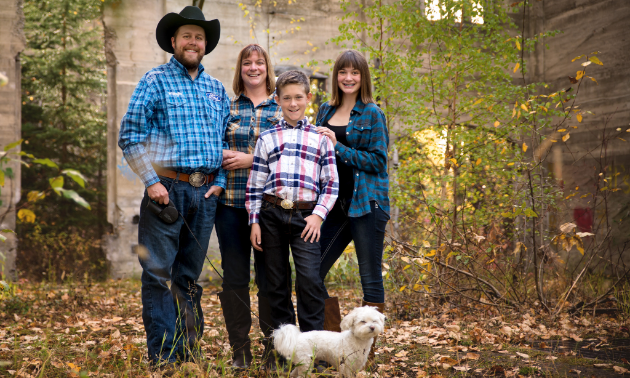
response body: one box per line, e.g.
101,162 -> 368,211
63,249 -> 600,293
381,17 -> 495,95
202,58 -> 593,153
316,100 -> 390,218
118,56 -> 230,188
221,93 -> 282,208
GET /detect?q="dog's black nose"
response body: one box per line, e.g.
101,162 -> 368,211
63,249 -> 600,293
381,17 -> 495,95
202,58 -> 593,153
370,326 -> 375,331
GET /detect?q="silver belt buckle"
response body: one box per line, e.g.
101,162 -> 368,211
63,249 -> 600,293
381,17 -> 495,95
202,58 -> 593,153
280,199 -> 294,210
188,172 -> 206,188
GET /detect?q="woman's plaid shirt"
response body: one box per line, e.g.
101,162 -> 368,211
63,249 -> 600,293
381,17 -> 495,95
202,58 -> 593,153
221,93 -> 282,208
316,100 -> 390,218
245,117 -> 339,224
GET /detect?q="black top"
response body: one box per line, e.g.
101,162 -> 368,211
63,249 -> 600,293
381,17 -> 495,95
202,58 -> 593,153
324,120 -> 354,201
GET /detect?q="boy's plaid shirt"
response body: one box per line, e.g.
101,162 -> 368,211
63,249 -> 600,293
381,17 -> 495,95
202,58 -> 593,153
118,56 -> 229,188
316,100 -> 390,218
221,93 -> 282,208
246,117 -> 339,224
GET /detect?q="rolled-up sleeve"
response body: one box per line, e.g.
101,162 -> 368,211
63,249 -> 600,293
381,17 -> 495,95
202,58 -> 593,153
213,88 -> 231,189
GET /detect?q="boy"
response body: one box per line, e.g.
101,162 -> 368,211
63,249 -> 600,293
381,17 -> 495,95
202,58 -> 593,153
245,70 -> 339,340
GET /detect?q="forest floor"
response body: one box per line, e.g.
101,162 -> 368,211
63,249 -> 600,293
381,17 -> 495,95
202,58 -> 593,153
1,279 -> 629,377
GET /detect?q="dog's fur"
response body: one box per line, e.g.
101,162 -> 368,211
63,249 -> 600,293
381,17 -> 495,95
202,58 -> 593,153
272,306 -> 385,377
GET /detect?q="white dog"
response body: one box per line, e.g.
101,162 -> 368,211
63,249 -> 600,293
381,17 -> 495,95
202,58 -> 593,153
272,306 -> 385,377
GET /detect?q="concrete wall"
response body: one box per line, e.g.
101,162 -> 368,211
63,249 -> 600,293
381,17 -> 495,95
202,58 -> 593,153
103,0 -> 348,278
0,0 -> 24,280
523,0 -> 630,262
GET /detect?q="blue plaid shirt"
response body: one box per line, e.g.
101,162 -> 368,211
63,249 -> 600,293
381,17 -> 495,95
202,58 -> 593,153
222,93 -> 282,208
118,56 -> 230,188
316,100 -> 390,218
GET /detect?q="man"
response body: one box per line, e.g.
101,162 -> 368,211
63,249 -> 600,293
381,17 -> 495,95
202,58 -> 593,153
118,6 -> 228,365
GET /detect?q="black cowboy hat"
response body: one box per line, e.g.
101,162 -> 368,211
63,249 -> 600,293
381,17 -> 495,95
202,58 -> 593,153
155,6 -> 220,55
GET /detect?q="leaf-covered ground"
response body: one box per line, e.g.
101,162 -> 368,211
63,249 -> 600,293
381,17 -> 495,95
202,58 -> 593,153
1,280 -> 629,377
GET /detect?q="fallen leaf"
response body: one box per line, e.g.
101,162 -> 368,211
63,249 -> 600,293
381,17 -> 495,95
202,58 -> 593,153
439,357 -> 458,365
500,326 -> 513,336
453,366 -> 470,371
516,352 -> 530,359
569,369 -> 581,374
466,352 -> 481,360
594,363 -> 611,368
613,366 -> 629,374
111,329 -> 121,339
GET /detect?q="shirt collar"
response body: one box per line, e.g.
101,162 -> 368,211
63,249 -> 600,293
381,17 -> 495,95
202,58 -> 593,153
236,91 -> 277,106
351,99 -> 367,115
279,117 -> 308,129
169,56 -> 205,78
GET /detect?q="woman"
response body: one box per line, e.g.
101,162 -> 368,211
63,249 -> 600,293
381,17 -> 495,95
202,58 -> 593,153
316,49 -> 390,361
216,44 -> 292,370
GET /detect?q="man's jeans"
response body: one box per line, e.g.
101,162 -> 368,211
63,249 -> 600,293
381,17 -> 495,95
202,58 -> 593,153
319,200 -> 389,303
138,176 -> 218,364
259,201 -> 325,332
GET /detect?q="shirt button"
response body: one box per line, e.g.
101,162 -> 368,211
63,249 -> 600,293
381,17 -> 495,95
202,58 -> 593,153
336,151 -> 339,154
344,160 -> 348,163
356,173 -> 359,177
346,132 -> 349,135
349,120 -> 352,123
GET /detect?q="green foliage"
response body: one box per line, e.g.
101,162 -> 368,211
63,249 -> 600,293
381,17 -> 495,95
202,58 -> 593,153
18,0 -> 107,280
330,0 -> 617,311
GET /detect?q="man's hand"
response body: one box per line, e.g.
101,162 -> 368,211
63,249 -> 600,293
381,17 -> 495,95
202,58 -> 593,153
204,185 -> 223,199
250,223 -> 263,251
222,150 -> 254,170
147,182 -> 170,204
301,214 -> 324,243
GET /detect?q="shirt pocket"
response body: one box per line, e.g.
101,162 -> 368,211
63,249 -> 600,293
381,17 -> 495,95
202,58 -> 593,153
266,115 -> 282,127
350,119 -> 373,147
165,92 -> 187,131
227,115 -> 241,132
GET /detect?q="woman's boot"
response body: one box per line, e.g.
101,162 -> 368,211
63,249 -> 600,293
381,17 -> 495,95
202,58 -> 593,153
323,297 -> 342,332
362,300 -> 385,366
218,289 -> 253,368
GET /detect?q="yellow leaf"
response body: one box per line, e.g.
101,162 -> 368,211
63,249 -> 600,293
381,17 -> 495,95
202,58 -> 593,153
450,158 -> 458,166
494,121 -> 500,127
473,98 -> 483,106
558,128 -> 567,132
577,113 -> 583,122
520,104 -> 528,111
487,258 -> 495,264
475,158 -> 482,166
425,249 -> 436,257
571,55 -> 584,62
413,283 -> 421,290
422,240 -> 431,248
589,76 -> 598,84
18,209 -> 36,223
576,70 -> 585,80
515,39 -> 521,50
507,162 -> 515,166
562,133 -> 570,142
513,62 -> 520,73
581,61 -> 592,67
588,56 -> 603,65
27,191 -> 45,202
522,143 -> 528,152
512,108 -> 516,118
403,264 -> 411,271
399,285 -> 407,292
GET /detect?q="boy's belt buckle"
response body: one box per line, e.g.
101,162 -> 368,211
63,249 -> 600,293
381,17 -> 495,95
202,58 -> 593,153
280,199 -> 294,209
188,172 -> 206,187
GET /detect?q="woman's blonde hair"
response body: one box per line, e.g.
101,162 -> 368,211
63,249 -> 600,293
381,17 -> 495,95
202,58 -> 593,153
232,44 -> 275,96
329,49 -> 374,107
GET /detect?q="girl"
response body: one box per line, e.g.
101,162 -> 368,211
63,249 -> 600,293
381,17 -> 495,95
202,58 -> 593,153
316,49 -> 390,363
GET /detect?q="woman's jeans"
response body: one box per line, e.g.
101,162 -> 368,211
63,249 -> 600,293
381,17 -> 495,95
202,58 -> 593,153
214,203 -> 267,297
319,200 -> 389,303
138,176 -> 218,364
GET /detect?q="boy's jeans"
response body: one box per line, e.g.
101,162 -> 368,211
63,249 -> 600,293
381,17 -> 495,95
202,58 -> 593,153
137,176 -> 218,364
259,200 -> 325,332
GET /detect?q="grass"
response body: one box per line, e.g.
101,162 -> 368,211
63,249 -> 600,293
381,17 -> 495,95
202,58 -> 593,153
1,279 -> 629,377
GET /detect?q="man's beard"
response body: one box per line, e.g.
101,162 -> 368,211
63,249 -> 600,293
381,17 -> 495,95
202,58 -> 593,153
174,46 -> 203,71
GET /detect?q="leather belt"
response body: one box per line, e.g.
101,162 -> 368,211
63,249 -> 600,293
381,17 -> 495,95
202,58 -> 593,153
263,194 -> 316,210
155,167 -> 214,188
